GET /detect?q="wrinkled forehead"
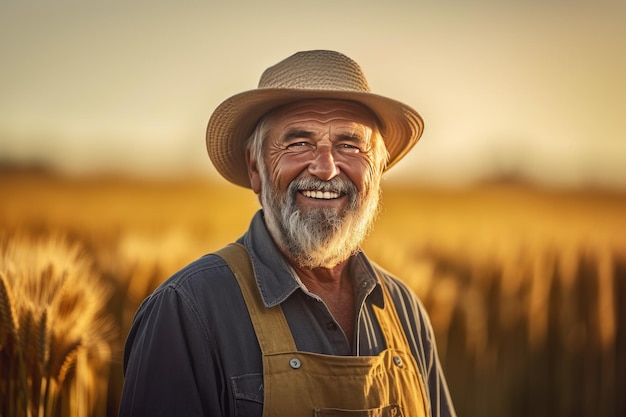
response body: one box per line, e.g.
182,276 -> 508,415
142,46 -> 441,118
264,99 -> 381,131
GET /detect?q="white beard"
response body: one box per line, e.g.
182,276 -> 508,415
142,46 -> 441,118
260,172 -> 381,269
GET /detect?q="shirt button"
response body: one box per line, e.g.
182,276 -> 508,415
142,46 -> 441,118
327,322 -> 338,331
289,358 -> 301,369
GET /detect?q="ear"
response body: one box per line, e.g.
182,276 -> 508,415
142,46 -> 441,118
246,149 -> 262,194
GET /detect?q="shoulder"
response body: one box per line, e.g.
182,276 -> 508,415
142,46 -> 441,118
148,253 -> 235,300
126,252 -> 250,358
133,253 -> 242,327
370,262 -> 438,355
372,263 -> 428,319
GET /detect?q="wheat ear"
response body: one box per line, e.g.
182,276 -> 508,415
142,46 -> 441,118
0,271 -> 18,349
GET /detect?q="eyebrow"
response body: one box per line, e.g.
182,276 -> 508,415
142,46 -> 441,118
280,128 -> 369,146
282,129 -> 314,141
336,132 -> 366,143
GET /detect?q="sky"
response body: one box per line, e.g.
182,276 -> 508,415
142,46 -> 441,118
1,0 -> 625,189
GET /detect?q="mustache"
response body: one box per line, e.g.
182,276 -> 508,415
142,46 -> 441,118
288,175 -> 358,197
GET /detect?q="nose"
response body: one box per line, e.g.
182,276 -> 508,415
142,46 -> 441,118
308,145 -> 340,181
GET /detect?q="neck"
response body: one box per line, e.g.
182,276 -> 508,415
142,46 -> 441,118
291,258 -> 349,290
287,252 -> 356,342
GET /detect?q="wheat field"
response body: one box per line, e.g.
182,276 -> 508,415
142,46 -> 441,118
1,171 -> 625,417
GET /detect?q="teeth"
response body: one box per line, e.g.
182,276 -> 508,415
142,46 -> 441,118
303,190 -> 340,199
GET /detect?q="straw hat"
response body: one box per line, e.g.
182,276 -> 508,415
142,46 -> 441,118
206,50 -> 424,188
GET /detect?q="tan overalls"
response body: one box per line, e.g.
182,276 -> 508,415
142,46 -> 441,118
217,243 -> 430,417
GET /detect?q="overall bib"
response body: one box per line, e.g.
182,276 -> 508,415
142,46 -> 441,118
216,243 -> 430,417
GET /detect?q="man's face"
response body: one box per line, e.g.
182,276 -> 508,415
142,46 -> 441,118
248,99 -> 385,269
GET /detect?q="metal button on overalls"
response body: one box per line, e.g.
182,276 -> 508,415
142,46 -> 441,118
289,358 -> 301,369
217,243 -> 430,417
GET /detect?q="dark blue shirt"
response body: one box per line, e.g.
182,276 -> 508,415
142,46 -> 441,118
120,210 -> 456,417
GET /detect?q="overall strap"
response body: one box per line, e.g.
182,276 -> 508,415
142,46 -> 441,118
373,267 -> 414,352
214,243 -> 297,353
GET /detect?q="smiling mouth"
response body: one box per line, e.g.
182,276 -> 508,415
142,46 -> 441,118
301,190 -> 341,200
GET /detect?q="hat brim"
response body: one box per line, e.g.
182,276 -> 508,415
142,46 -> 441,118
206,88 -> 424,188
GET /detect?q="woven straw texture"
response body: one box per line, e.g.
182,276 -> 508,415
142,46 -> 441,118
206,50 -> 423,188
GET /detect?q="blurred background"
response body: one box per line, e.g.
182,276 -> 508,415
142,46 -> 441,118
1,1 -> 625,416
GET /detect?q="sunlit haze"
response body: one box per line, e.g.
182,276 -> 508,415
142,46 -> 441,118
1,0 -> 625,189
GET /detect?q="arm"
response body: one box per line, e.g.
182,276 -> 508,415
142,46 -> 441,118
383,275 -> 457,417
119,284 -> 224,417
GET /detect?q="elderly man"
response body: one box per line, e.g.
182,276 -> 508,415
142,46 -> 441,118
120,50 -> 456,417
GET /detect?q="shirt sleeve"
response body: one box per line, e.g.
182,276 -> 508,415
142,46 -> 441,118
424,315 -> 457,417
383,275 -> 458,417
118,284 -> 224,417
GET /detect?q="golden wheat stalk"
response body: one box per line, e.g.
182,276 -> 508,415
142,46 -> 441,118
0,233 -> 115,417
0,271 -> 18,350
0,269 -> 30,417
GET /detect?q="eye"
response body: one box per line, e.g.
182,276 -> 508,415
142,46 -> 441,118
286,141 -> 310,149
336,143 -> 362,153
338,143 -> 359,149
285,141 -> 315,153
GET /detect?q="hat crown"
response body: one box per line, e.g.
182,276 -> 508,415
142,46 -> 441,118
258,50 -> 371,93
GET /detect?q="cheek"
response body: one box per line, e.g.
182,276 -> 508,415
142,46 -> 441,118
266,150 -> 307,192
342,156 -> 378,192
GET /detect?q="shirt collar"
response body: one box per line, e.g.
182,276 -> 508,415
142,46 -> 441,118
242,210 -> 384,309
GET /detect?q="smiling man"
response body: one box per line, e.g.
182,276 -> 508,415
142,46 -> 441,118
119,50 -> 456,417
252,100 -> 384,270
